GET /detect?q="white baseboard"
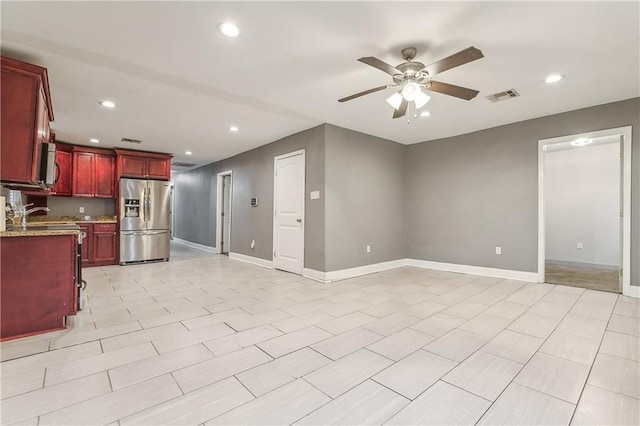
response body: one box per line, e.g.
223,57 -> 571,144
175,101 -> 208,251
172,238 -> 217,254
627,285 -> 640,298
406,259 -> 538,282
325,259 -> 409,282
229,252 -> 274,269
303,268 -> 327,283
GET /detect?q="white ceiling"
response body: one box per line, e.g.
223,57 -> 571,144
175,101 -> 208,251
2,1 -> 638,168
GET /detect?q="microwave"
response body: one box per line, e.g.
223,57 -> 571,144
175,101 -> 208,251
39,142 -> 57,187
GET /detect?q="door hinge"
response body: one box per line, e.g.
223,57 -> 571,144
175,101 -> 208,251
274,251 -> 276,257
221,212 -> 224,217
620,268 -> 623,277
620,210 -> 624,218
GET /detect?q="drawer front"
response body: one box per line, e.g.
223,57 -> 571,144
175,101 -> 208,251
93,223 -> 116,233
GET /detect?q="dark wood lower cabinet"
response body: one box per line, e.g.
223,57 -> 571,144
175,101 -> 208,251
0,235 -> 77,340
82,223 -> 116,267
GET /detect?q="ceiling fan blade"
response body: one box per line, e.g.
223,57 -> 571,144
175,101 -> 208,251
424,46 -> 484,77
338,85 -> 391,103
393,98 -> 408,119
358,57 -> 402,76
426,81 -> 479,101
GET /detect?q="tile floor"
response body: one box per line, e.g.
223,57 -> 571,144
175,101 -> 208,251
1,245 -> 639,425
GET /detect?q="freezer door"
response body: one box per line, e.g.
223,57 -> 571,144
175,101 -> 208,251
120,230 -> 170,263
120,178 -> 146,231
146,180 -> 172,230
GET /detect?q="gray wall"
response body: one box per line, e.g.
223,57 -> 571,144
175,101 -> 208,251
46,197 -> 116,217
405,98 -> 639,286
174,125 -> 326,271
324,125 -> 406,271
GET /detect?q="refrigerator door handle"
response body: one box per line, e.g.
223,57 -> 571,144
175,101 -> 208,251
143,186 -> 149,223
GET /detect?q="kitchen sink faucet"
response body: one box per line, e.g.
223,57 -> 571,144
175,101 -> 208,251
17,204 -> 50,227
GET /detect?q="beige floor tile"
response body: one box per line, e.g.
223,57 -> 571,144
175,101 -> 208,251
281,299 -> 334,316
271,310 -> 334,333
569,301 -> 614,321
572,385 -> 640,425
507,313 -> 560,338
467,290 -> 507,306
152,322 -> 235,354
540,331 -> 600,365
373,350 -> 457,399
45,342 -> 157,386
478,383 -> 575,425
295,380 -> 408,425
483,300 -> 529,320
0,373 -> 112,424
588,353 -> 640,398
367,328 -> 435,361
317,312 -> 376,335
410,313 -> 466,337
443,351 -> 523,401
481,330 -> 544,363
49,321 -> 142,350
386,381 -> 491,425
304,349 -> 393,398
203,324 -> 283,356
225,309 -> 291,331
39,374 -> 182,425
458,313 -> 512,338
311,328 -> 383,360
442,300 -> 488,319
393,290 -> 437,306
180,308 -> 252,331
614,299 -> 640,318
0,366 -> 45,399
361,300 -> 411,318
322,299 -> 371,317
256,326 -> 332,358
599,331 -> 640,361
173,345 -> 272,393
100,323 -> 188,352
555,314 -> 607,341
0,340 -> 50,362
527,300 -> 572,320
206,379 -> 330,425
109,343 -> 213,390
424,329 -> 488,362
514,352 -> 590,403
402,301 -> 449,319
120,376 -> 253,425
362,312 -> 421,336
540,289 -> 581,306
607,313 -> 640,337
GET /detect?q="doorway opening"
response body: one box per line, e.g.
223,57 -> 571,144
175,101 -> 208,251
215,170 -> 233,255
273,150 -> 305,274
538,126 -> 632,295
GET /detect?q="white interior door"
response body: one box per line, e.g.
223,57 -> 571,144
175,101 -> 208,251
273,150 -> 305,274
222,175 -> 231,254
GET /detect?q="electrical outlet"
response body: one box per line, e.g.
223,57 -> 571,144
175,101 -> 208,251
366,245 -> 371,253
79,207 -> 85,213
577,242 -> 583,249
495,246 -> 502,255
251,240 -> 255,249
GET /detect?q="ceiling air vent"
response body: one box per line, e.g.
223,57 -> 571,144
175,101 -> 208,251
121,137 -> 142,144
171,162 -> 197,168
485,89 -> 520,103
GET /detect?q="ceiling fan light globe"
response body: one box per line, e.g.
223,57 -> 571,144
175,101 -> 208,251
401,82 -> 421,101
414,91 -> 431,109
386,92 -> 403,110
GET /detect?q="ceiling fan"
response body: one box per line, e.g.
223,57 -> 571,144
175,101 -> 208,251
338,46 -> 484,119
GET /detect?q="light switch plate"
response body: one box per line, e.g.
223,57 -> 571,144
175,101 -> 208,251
310,191 -> 320,200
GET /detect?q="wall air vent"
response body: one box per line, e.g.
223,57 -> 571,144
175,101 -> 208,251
121,137 -> 142,144
171,162 -> 197,168
485,89 -> 520,103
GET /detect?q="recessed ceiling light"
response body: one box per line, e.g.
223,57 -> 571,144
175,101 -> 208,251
570,138 -> 593,147
89,138 -> 100,143
545,74 -> 564,84
229,126 -> 239,132
218,22 -> 240,37
419,111 -> 432,118
99,100 -> 117,108
185,151 -> 192,155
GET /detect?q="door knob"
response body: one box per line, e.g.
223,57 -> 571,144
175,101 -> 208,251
296,218 -> 302,223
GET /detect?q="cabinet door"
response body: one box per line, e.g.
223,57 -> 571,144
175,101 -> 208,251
120,155 -> 146,178
94,154 -> 115,198
146,157 -> 170,180
52,150 -> 72,196
92,229 -> 117,264
72,152 -> 94,197
79,224 -> 92,263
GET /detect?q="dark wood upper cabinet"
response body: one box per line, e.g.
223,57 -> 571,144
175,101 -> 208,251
51,142 -> 73,197
1,56 -> 54,186
72,147 -> 115,198
115,149 -> 172,181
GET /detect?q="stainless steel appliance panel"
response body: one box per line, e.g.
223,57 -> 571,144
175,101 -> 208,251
120,231 -> 170,263
120,178 -> 146,231
146,180 -> 171,231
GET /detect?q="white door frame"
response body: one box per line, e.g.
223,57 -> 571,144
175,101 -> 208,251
215,170 -> 233,254
537,126 -> 634,297
273,149 -> 305,274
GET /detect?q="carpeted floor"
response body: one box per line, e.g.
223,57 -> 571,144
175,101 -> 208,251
545,262 -> 620,293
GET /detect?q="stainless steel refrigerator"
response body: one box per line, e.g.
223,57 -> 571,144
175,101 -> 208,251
119,178 -> 171,264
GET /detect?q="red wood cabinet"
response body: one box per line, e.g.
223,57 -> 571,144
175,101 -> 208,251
1,234 -> 77,340
51,143 -> 73,197
80,223 -> 116,267
115,149 -> 172,181
0,56 -> 54,186
72,147 -> 115,198
79,224 -> 92,263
